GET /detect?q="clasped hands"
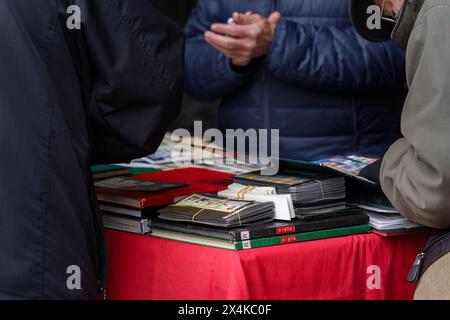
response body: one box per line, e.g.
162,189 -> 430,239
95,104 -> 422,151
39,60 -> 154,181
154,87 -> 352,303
205,11 -> 282,67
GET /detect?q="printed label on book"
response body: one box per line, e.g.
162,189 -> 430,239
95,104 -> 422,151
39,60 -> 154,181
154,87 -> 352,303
240,231 -> 250,240
281,235 -> 298,244
276,226 -> 296,235
242,240 -> 252,250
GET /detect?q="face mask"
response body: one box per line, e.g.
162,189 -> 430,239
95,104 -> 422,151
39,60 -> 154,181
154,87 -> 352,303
349,0 -> 399,43
380,0 -> 398,24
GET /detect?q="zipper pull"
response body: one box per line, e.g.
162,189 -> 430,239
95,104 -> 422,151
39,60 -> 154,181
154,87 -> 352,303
98,280 -> 107,300
407,252 -> 425,283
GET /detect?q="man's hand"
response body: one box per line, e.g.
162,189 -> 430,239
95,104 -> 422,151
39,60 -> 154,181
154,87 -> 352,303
204,11 -> 282,67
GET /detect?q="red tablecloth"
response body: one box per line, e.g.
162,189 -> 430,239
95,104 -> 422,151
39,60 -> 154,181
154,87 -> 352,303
104,230 -> 430,300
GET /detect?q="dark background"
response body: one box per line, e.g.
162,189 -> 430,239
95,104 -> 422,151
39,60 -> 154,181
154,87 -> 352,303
152,0 -> 197,26
152,0 -> 220,132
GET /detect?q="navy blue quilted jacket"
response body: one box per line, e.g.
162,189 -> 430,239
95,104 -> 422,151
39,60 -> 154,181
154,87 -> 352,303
185,0 -> 406,161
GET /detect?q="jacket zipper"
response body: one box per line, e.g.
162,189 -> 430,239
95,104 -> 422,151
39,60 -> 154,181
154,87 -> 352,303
262,0 -> 277,137
262,71 -> 270,137
61,1 -> 107,297
407,230 -> 450,282
351,97 -> 360,154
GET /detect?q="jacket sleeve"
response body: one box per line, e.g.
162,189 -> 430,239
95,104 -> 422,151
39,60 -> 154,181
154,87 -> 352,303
184,0 -> 255,101
380,6 -> 450,229
267,19 -> 406,91
81,0 -> 184,164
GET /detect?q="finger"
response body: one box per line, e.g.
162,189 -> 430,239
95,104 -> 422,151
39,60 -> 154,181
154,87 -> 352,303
207,42 -> 246,59
234,13 -> 264,25
210,23 -> 254,38
245,11 -> 253,16
205,36 -> 246,54
205,38 -> 249,59
204,31 -> 248,51
268,11 -> 282,25
232,13 -> 246,25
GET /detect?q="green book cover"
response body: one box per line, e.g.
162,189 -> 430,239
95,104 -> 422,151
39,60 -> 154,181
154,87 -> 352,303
234,224 -> 370,250
151,224 -> 371,251
91,164 -> 125,173
129,168 -> 159,175
91,165 -> 158,175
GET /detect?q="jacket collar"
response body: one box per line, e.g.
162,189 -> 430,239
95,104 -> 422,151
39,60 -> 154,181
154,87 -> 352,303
391,0 -> 426,49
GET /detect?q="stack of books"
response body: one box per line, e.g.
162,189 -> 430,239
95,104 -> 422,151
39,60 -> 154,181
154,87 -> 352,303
232,170 -> 347,219
218,183 -> 295,221
94,152 -> 425,246
100,206 -> 155,235
280,156 -> 426,235
152,204 -> 369,250
96,167 -> 234,234
158,194 -> 275,228
151,171 -> 370,250
363,210 -> 425,236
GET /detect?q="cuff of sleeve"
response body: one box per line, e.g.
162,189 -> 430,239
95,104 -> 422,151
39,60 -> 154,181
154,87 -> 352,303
380,138 -> 409,207
217,53 -> 254,81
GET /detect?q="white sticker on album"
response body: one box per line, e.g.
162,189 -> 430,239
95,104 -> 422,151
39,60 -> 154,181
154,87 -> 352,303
240,231 -> 250,240
242,240 -> 252,250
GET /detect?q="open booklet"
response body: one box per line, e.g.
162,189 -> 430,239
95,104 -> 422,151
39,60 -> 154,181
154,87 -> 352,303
281,155 -> 379,185
279,155 -> 396,212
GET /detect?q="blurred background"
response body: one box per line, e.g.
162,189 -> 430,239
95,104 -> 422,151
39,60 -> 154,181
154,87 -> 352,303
151,0 -> 219,133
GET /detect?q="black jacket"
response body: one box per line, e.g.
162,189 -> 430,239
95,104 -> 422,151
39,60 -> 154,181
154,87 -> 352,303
0,0 -> 183,299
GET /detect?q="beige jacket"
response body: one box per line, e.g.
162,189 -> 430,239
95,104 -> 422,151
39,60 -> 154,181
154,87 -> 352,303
381,0 -> 450,228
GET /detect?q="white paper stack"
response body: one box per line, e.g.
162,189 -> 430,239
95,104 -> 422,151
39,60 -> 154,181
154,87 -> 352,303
365,212 -> 422,231
218,183 -> 295,221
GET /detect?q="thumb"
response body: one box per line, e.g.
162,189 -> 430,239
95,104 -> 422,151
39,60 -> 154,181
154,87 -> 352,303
268,12 -> 282,25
